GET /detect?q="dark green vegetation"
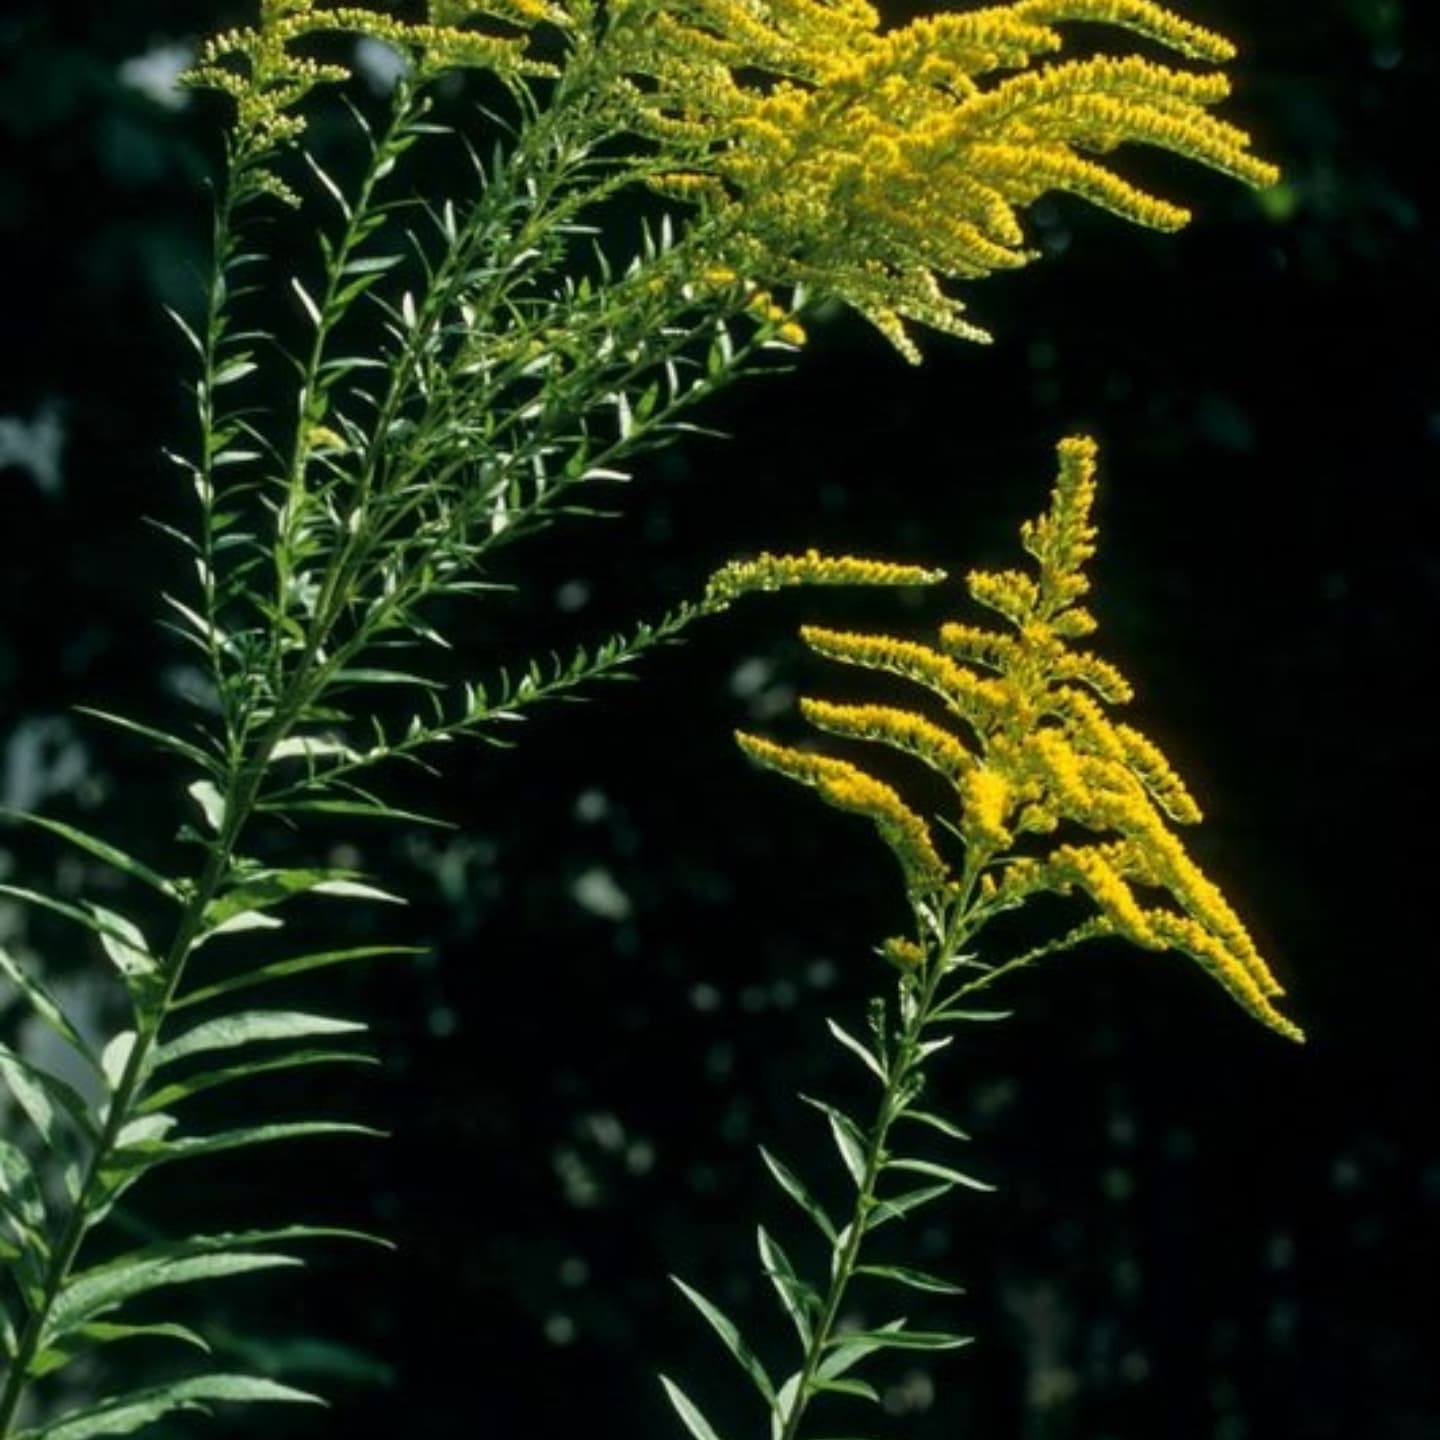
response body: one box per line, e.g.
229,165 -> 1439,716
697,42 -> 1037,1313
1,2 -> 1434,1437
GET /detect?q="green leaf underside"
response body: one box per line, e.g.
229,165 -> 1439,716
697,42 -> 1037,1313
658,1376 -> 724,1440
757,1226 -> 815,1345
885,1157 -> 995,1192
0,945 -> 95,1062
671,1276 -> 776,1404
826,1019 -> 887,1082
31,1322 -> 211,1380
18,1373 -> 321,1440
154,1011 -> 366,1069
824,1329 -> 972,1351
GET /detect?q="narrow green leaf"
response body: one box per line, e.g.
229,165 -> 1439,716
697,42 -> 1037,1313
771,1372 -> 801,1440
799,1096 -> 868,1189
813,1377 -> 880,1403
759,1147 -> 836,1243
197,910 -> 284,944
139,1049 -> 377,1113
187,779 -> 226,834
0,945 -> 97,1065
0,1138 -> 47,1230
21,1372 -> 322,1440
825,1018 -> 887,1083
85,906 -> 157,984
855,1264 -> 965,1295
900,1109 -> 971,1143
658,1376 -> 724,1440
256,798 -> 451,827
929,1006 -> 1012,1025
756,1226 -> 814,1346
0,1045 -> 96,1143
154,1012 -> 365,1069
865,1183 -> 952,1231
814,1320 -> 904,1380
671,1277 -> 775,1404
886,1157 -> 995,1192
72,707 -> 218,771
133,1121 -> 381,1169
30,1321 -> 210,1379
46,1253 -> 303,1342
100,1031 -> 138,1093
0,812 -> 177,900
172,944 -> 424,1011
824,1329 -> 972,1352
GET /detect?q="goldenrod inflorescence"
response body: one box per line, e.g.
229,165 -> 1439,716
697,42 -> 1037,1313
738,437 -> 1303,1041
190,0 -> 1274,352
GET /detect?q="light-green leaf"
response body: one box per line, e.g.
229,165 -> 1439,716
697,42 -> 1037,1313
759,1147 -> 836,1243
30,1321 -> 210,1380
0,812 -> 177,900
900,1109 -> 971,1143
885,1157 -> 995,1192
671,1277 -> 775,1404
187,779 -> 226,834
21,1372 -> 322,1439
799,1096 -> 868,1189
824,1329 -> 972,1352
756,1226 -> 814,1346
173,944 -> 423,1011
154,1012 -> 366,1069
658,1376 -> 724,1440
855,1263 -> 965,1295
0,945 -> 96,1065
138,1049 -> 377,1113
72,706 -> 218,771
825,1018 -> 887,1083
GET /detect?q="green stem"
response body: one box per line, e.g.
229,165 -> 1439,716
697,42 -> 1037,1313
776,930 -> 959,1440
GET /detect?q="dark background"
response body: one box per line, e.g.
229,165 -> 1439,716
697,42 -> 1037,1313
0,2 -> 1435,1438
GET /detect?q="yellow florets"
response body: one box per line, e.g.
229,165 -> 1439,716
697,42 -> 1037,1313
736,437 -> 1302,1042
704,550 -> 945,608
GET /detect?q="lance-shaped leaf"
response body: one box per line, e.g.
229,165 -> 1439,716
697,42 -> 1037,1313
172,943 -> 423,1011
823,1327 -> 972,1353
898,1108 -> 971,1143
139,1048 -> 377,1114
799,1096 -> 868,1189
756,1226 -> 816,1345
884,1156 -> 995,1193
759,1146 -> 836,1243
201,868 -> 404,932
0,944 -> 97,1067
671,1276 -> 776,1404
854,1263 -> 965,1295
825,1018 -> 887,1083
30,1321 -> 211,1380
153,1011 -> 367,1069
658,1376 -> 725,1440
19,1372 -> 322,1439
44,1225 -> 385,1346
72,706 -> 220,772
0,811 -> 179,901
0,1044 -> 97,1147
864,1182 -> 952,1231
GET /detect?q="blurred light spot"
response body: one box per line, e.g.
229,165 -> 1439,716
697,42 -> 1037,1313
625,1138 -> 655,1175
1266,1232 -> 1295,1270
1332,1153 -> 1362,1192
555,578 -> 591,613
117,42 -> 194,110
882,1369 -> 935,1415
729,656 -> 774,698
770,979 -> 797,1009
543,1313 -> 576,1346
806,958 -> 837,989
689,982 -> 722,1013
573,788 -> 609,823
552,1146 -> 600,1208
558,1256 -> 589,1287
581,1111 -> 625,1153
0,401 -> 65,497
572,866 -> 631,921
354,36 -> 409,94
427,1004 -> 457,1038
1101,1167 -> 1133,1203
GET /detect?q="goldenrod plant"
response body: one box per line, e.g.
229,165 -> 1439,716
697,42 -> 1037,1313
0,0 -> 1277,1433
663,437 -> 1301,1440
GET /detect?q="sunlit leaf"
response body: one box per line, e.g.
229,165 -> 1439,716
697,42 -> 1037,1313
671,1276 -> 775,1404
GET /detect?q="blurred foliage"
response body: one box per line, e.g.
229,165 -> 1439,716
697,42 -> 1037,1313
0,1 -> 1436,1438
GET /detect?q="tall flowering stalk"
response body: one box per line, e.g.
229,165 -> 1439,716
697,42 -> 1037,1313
662,439 -> 1301,1440
0,0 -> 1278,1434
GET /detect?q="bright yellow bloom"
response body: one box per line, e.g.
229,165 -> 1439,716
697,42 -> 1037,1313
739,437 -> 1302,1042
704,550 -> 944,608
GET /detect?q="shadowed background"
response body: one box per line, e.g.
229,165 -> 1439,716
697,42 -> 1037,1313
0,2 -> 1435,1438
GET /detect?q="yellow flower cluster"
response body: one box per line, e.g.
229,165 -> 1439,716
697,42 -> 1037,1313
704,549 -> 945,607
187,0 -> 562,200
607,0 -> 1278,358
738,437 -> 1302,1041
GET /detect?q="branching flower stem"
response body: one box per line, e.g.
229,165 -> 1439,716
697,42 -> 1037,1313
776,864 -> 1015,1440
